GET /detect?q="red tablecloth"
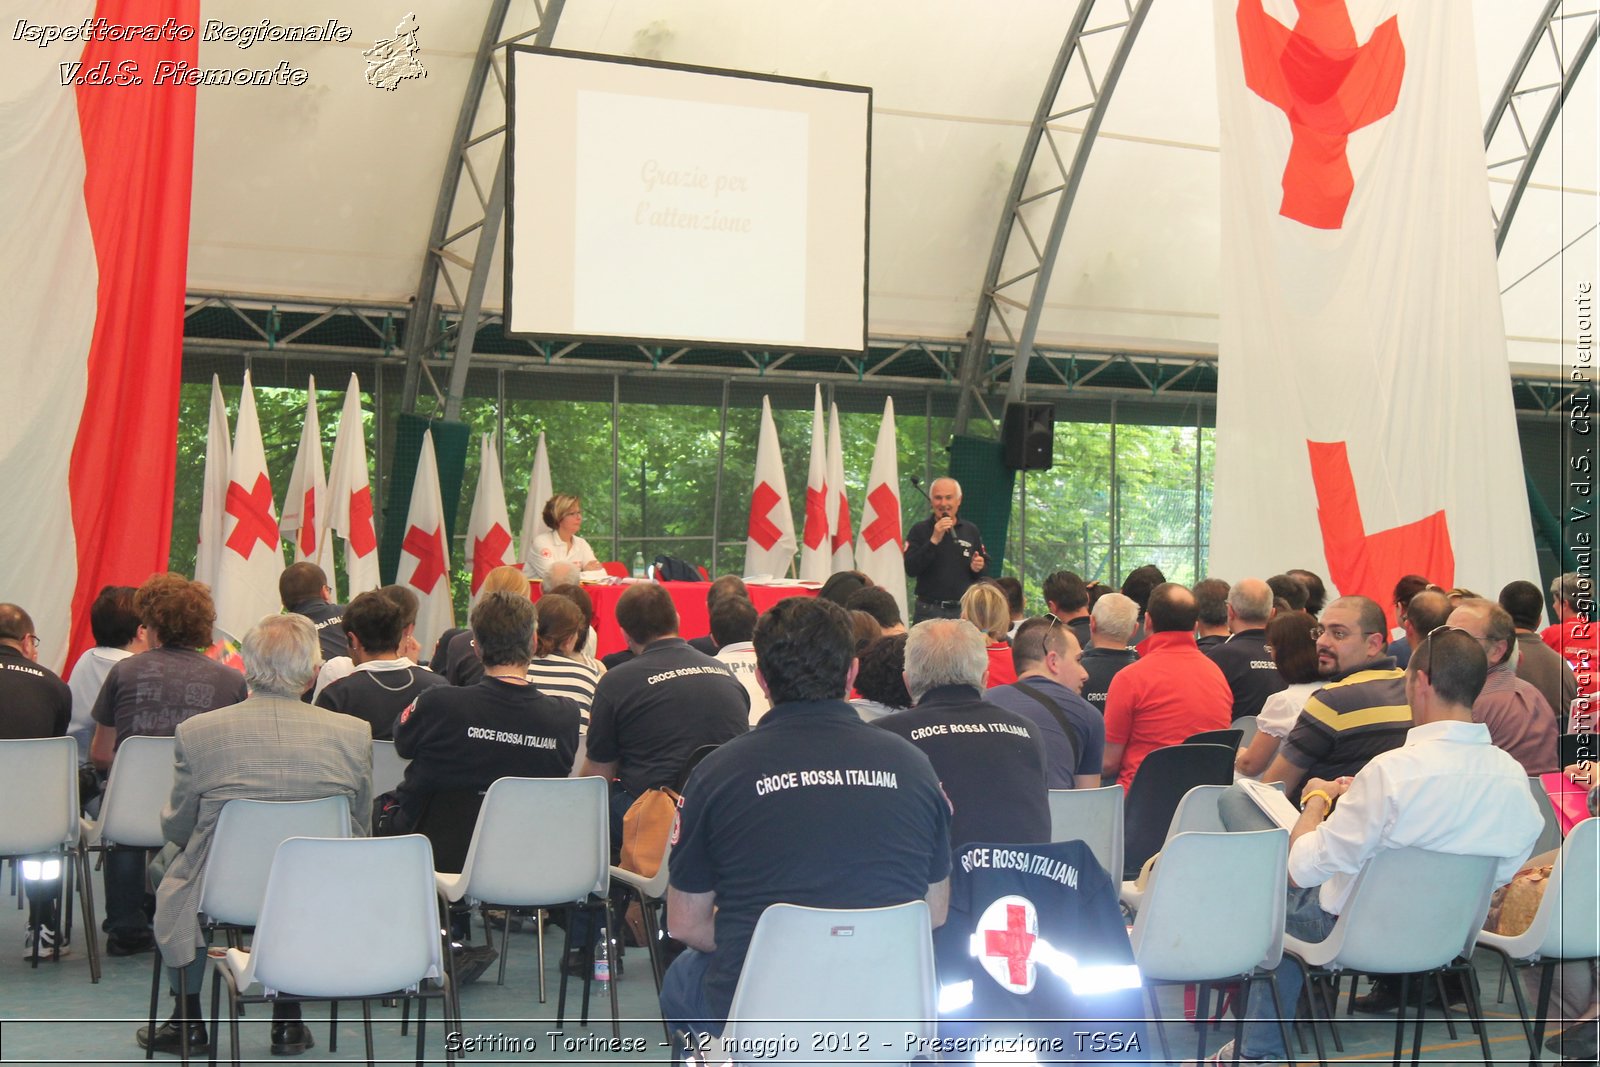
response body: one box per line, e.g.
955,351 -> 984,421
531,580 -> 818,657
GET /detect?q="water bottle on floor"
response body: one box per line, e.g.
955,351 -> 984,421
593,925 -> 611,992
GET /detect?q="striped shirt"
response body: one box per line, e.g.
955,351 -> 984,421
525,655 -> 601,722
1279,658 -> 1410,806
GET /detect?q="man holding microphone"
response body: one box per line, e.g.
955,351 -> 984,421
904,477 -> 988,623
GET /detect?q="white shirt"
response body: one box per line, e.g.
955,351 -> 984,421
1288,719 -> 1542,916
1255,681 -> 1321,739
714,641 -> 770,724
311,655 -> 421,701
523,530 -> 598,581
67,646 -> 132,766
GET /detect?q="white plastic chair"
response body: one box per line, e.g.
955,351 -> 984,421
1129,829 -> 1290,1063
213,835 -> 451,1066
1282,848 -> 1499,1067
713,901 -> 936,1066
1231,716 -> 1260,749
1047,784 -> 1124,882
1477,817 -> 1600,1058
609,827 -> 673,1001
0,736 -> 99,980
432,776 -> 611,1032
371,740 -> 409,798
1119,783 -> 1229,913
81,735 -> 176,851
1527,776 -> 1566,859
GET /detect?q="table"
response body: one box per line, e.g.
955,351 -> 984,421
531,580 -> 818,657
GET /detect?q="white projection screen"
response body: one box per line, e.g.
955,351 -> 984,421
505,47 -> 871,353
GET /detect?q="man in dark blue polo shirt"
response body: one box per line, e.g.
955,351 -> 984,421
661,597 -> 951,1043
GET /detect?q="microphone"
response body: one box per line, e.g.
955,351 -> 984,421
908,475 -> 932,505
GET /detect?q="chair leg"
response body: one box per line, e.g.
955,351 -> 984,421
605,898 -> 622,1039
1195,981 -> 1210,1063
1298,965 -> 1329,1067
1491,949 -> 1538,1057
1531,959 -> 1557,1067
1145,983 -> 1173,1063
77,849 -> 101,982
226,983 -> 242,1067
1392,973 -> 1409,1067
1264,972 -> 1296,1067
329,1000 -> 339,1053
1410,980 -> 1427,1066
415,991 -> 427,1067
536,907 -> 547,1004
178,965 -> 191,1064
641,896 -> 665,990
1316,977 -> 1343,1052
495,903 -> 511,986
362,999 -> 375,1067
1456,962 -> 1492,1062
1433,972 -> 1458,1041
147,945 -> 164,1060
555,904 -> 574,1030
208,960 -> 222,1067
1230,974 -> 1252,1067
401,997 -> 410,1037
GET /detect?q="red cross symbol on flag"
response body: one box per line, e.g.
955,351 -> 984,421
860,483 -> 901,551
748,481 -> 784,551
802,486 -> 828,550
978,896 -> 1038,993
347,486 -> 377,556
1237,0 -> 1405,229
403,524 -> 448,594
297,487 -> 317,556
832,489 -> 853,553
224,474 -> 279,559
472,524 -> 513,593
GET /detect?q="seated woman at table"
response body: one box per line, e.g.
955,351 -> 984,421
524,494 -> 606,581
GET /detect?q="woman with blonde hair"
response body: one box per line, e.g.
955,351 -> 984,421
523,493 -> 605,581
961,581 -> 1017,688
441,566 -> 531,686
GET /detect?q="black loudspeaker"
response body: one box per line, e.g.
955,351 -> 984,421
1002,402 -> 1055,470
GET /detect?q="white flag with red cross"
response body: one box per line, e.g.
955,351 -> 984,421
326,374 -> 381,600
827,401 -> 855,573
520,430 -> 553,572
799,386 -> 832,583
855,397 -> 906,621
744,396 -> 798,579
397,428 -> 455,655
1210,0 -> 1537,623
467,433 -> 515,602
279,376 -> 338,582
214,371 -> 285,639
195,375 -> 232,593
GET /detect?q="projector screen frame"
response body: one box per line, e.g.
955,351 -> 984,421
503,44 -> 873,357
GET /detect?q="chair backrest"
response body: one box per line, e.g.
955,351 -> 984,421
1165,783 -> 1230,838
1231,716 -> 1260,749
1122,744 -> 1234,879
411,788 -> 486,875
1047,785 -> 1124,881
199,796 -> 353,927
1327,848 -> 1499,974
723,901 -> 936,1060
97,735 -> 176,848
1131,829 -> 1289,981
1536,816 -> 1600,959
245,835 -> 443,998
0,736 -> 79,855
1183,728 -> 1244,752
456,776 -> 610,904
1528,777 -> 1565,858
674,743 -> 720,793
370,739 -> 408,798
600,560 -> 629,578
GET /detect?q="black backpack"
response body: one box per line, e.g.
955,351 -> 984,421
651,554 -> 702,582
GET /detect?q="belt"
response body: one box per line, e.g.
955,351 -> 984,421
916,598 -> 962,610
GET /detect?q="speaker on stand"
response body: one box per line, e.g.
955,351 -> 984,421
1002,402 -> 1055,470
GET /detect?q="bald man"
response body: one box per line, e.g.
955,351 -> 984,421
903,477 -> 988,623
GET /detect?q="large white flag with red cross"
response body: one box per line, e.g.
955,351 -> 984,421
397,428 -> 455,654
214,371 -> 285,639
827,402 -> 855,574
466,433 -> 515,601
279,376 -> 338,583
520,430 -> 553,572
1210,0 -> 1537,624
195,375 -> 232,593
800,386 -> 832,583
326,374 -> 381,600
744,396 -> 798,579
855,397 -> 906,621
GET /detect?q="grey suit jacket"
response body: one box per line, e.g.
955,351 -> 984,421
154,693 -> 372,967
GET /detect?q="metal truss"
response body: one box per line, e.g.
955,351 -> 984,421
951,0 -> 1155,436
398,0 -> 565,419
1485,0 -> 1598,252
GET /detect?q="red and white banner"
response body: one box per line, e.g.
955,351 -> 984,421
827,402 -> 855,573
799,386 -> 831,583
279,376 -> 338,582
520,430 -> 553,570
1,1 -> 197,671
397,428 -> 455,655
855,397 -> 906,621
744,396 -> 798,579
466,433 -> 514,601
195,375 -> 232,592
326,373 -> 380,600
214,371 -> 285,639
1210,0 -> 1537,623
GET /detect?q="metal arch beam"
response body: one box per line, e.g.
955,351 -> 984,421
400,0 -> 566,415
952,0 -> 1156,435
1484,1 -> 1598,253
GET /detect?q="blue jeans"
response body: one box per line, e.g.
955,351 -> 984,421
659,948 -> 725,1043
103,847 -> 153,940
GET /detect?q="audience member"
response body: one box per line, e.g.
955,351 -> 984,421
315,590 -> 447,740
1081,592 -> 1140,714
65,585 -> 146,768
849,609 -> 883,654
688,575 -> 750,654
1235,611 -> 1320,778
544,581 -> 604,671
1267,572 -> 1309,614
1258,595 -> 1408,806
1042,569 -> 1092,652
278,561 -> 348,661
1387,573 -> 1433,668
987,617 -> 1105,789
1215,629 -> 1541,1063
1400,588 -> 1452,657
904,478 -> 987,622
1287,567 -> 1328,616
1500,579 -> 1579,719
1545,572 -> 1599,697
846,585 -> 906,635
144,614 -> 369,1058
660,597 -> 950,1043
711,596 -> 767,723
313,584 -> 423,700
1103,583 -> 1231,789
994,576 -> 1026,639
817,569 -> 872,607
877,619 -> 1049,848
1193,577 -> 1232,650
960,582 -> 1017,688
1449,598 -> 1558,774
90,574 -> 247,957
1120,564 -> 1167,637
851,634 -> 911,721
525,594 -> 603,714
443,566 -> 531,686
1205,577 -> 1286,719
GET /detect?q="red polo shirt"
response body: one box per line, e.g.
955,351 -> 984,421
1104,630 -> 1233,789
1542,618 -> 1599,697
